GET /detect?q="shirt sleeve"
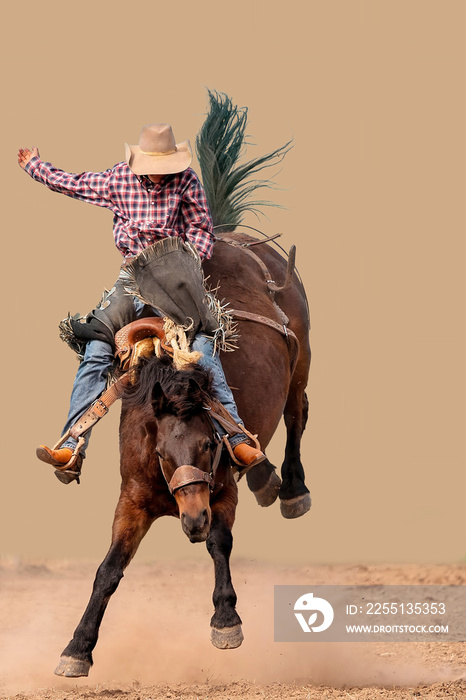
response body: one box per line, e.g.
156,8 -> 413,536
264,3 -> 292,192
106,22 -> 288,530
180,172 -> 215,260
24,156 -> 113,209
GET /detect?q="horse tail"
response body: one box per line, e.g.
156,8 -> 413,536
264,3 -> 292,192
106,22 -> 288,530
195,90 -> 293,231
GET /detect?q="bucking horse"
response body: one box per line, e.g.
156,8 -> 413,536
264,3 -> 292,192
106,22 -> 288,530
54,91 -> 311,678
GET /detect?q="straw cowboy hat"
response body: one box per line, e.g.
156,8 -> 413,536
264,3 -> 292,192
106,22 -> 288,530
125,123 -> 192,176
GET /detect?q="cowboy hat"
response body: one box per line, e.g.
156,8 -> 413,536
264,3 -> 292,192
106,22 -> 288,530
125,123 -> 192,175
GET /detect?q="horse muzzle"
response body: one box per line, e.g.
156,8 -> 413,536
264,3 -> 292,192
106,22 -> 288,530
180,506 -> 211,542
170,465 -> 213,543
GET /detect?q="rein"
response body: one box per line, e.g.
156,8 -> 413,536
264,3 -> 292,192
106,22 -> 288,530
212,224 -> 310,321
215,233 -> 301,374
217,232 -> 296,296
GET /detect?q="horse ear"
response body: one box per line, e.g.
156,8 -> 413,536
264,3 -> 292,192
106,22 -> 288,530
187,376 -> 209,405
152,381 -> 166,415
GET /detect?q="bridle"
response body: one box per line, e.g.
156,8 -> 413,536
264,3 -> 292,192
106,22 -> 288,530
156,413 -> 224,496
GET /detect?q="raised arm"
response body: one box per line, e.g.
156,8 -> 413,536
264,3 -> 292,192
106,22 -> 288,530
18,147 -> 114,208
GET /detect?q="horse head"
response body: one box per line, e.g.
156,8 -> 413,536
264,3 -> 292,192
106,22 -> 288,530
155,410 -> 220,542
126,355 -> 220,543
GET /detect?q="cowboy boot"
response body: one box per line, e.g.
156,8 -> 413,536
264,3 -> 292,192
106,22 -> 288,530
36,445 -> 83,485
232,441 -> 266,469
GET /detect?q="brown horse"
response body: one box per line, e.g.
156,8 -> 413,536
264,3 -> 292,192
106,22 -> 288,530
53,231 -> 310,678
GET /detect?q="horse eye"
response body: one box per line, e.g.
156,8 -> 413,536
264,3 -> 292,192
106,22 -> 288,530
203,440 -> 211,453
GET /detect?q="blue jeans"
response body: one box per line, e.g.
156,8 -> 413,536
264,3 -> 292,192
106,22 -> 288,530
61,316 -> 243,456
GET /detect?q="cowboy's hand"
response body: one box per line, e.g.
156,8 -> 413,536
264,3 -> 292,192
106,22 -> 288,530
18,147 -> 40,169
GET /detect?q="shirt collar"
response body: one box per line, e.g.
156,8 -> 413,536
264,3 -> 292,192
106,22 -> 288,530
137,173 -> 174,192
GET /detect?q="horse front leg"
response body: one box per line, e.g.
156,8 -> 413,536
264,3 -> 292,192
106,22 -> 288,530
54,493 -> 153,677
206,496 -> 243,650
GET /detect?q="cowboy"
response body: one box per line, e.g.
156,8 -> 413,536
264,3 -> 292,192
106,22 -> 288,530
18,123 -> 264,484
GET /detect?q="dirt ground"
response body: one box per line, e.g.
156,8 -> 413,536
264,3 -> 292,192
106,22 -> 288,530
0,559 -> 464,700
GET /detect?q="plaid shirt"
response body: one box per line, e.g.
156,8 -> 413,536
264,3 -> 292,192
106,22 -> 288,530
25,157 -> 214,260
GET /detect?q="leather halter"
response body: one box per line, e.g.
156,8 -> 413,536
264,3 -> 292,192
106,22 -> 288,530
167,464 -> 215,494
158,429 -> 224,496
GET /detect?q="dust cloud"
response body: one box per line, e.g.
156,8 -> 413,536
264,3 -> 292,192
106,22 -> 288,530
0,559 -> 464,696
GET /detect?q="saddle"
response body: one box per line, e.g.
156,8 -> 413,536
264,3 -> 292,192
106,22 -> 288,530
114,316 -> 204,373
114,316 -> 169,371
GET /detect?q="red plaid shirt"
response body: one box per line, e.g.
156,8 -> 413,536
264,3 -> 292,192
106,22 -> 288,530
25,157 -> 214,260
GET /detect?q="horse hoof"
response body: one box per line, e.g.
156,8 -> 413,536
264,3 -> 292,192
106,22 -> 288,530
251,472 -> 282,507
54,655 -> 91,677
211,624 -> 244,649
280,492 -> 311,519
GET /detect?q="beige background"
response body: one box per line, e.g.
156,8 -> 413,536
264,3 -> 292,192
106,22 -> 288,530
1,1 -> 464,565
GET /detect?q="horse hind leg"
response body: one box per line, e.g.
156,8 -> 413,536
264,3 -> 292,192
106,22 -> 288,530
246,458 -> 282,507
54,494 -> 153,677
279,373 -> 311,519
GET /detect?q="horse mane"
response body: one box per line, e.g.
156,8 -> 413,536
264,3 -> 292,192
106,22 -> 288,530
123,355 -> 214,419
195,90 -> 293,231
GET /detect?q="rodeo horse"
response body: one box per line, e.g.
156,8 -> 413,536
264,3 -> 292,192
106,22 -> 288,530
46,92 -> 312,677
